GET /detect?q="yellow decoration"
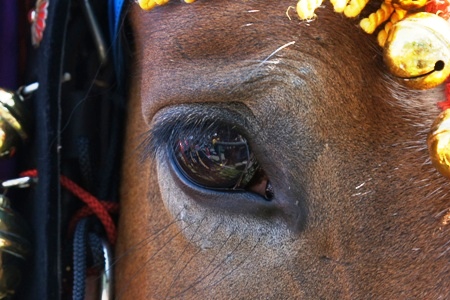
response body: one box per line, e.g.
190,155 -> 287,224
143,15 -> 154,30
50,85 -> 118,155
330,0 -> 350,13
392,0 -> 427,10
295,0 -> 426,47
428,109 -> 450,179
377,8 -> 407,47
344,0 -> 370,17
137,0 -> 195,11
360,2 -> 394,34
296,0 -> 324,19
383,12 -> 450,89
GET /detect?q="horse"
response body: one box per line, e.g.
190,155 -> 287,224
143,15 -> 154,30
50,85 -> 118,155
114,1 -> 450,298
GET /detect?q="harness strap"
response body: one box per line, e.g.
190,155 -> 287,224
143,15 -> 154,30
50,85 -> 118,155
109,0 -> 127,86
109,0 -> 126,42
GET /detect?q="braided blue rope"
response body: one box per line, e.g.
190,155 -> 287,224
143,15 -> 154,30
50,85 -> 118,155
73,221 -> 109,299
73,218 -> 88,300
77,137 -> 94,190
88,233 -> 104,269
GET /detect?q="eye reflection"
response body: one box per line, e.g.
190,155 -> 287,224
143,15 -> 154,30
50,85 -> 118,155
172,123 -> 273,200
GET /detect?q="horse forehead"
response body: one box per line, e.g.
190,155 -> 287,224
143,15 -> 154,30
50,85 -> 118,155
132,1 -> 365,70
131,2 -> 384,124
131,1 -> 297,48
131,2 -> 301,88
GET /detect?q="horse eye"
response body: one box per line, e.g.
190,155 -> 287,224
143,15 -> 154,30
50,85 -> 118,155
172,124 -> 273,200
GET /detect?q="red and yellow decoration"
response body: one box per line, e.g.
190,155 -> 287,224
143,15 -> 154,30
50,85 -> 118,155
295,0 -> 450,178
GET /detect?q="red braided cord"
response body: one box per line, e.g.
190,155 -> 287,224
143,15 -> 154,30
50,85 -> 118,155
20,169 -> 118,245
68,201 -> 119,238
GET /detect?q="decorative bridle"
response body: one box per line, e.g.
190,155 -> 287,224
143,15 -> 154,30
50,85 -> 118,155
136,0 -> 450,180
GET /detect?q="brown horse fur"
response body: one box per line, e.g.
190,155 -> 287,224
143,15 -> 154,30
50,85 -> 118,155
115,1 -> 450,298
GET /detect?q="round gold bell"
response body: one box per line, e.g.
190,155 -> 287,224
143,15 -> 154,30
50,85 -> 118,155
384,12 -> 450,90
0,194 -> 31,299
0,88 -> 30,158
428,109 -> 450,179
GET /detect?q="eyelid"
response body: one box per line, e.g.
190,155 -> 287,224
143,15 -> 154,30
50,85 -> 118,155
140,105 -> 252,162
166,150 -> 278,215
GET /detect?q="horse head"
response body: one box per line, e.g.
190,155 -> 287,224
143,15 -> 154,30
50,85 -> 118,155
115,1 -> 450,298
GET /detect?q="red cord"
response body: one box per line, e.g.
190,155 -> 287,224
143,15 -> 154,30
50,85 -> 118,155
20,169 -> 119,245
68,201 -> 119,239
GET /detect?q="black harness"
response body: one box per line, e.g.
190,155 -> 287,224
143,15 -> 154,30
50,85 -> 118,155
0,0 -> 126,298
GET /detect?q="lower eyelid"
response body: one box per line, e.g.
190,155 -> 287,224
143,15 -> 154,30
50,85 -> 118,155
163,154 -> 278,215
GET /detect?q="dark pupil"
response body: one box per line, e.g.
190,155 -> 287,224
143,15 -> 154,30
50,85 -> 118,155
173,124 -> 260,190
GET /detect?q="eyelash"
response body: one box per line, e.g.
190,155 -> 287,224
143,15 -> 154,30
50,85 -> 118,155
143,117 -> 223,159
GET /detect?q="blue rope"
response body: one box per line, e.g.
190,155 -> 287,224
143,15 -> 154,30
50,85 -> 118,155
73,218 -> 88,300
77,137 -> 94,190
73,220 -> 108,299
88,233 -> 104,269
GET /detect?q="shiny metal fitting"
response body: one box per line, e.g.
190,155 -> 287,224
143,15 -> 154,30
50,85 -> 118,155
428,109 -> 450,179
100,238 -> 113,300
0,194 -> 31,299
0,88 -> 31,158
384,12 -> 450,90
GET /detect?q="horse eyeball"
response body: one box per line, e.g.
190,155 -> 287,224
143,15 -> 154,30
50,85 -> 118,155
172,124 -> 273,200
383,12 -> 450,90
428,109 -> 450,179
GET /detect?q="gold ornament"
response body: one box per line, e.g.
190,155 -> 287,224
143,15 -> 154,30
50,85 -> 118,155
428,109 -> 450,179
0,194 -> 31,299
383,12 -> 450,90
0,88 -> 30,158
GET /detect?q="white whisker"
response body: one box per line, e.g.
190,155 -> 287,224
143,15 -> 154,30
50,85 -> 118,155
257,41 -> 296,68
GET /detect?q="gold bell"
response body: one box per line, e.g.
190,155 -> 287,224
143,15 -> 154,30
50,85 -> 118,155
428,109 -> 450,179
0,194 -> 31,299
384,12 -> 450,90
0,88 -> 30,158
